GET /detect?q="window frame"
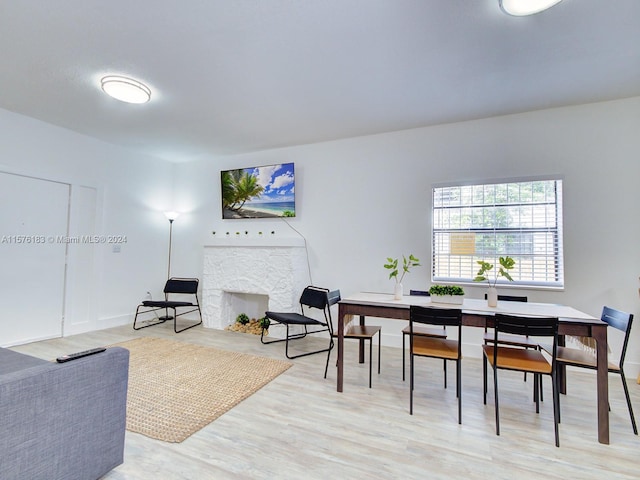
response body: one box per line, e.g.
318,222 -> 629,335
431,176 -> 565,290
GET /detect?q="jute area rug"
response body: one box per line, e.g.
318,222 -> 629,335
113,337 -> 292,443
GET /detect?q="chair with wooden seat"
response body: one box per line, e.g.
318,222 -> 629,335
483,313 -> 560,447
409,305 -> 463,424
401,290 -> 447,381
541,306 -> 636,435
325,290 -> 381,388
483,294 -> 540,388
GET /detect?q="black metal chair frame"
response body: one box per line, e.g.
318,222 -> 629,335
261,286 -> 337,364
549,306 -> 636,435
409,305 -> 463,424
133,277 -> 202,333
483,314 -> 560,447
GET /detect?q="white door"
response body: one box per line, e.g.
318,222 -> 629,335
0,172 -> 69,346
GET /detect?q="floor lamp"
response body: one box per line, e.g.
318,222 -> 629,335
159,211 -> 179,321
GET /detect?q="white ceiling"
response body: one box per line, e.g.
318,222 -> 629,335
1,0 -> 639,163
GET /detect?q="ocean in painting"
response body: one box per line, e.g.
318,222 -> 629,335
242,201 -> 295,216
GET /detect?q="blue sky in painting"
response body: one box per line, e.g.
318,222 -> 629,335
247,163 -> 295,203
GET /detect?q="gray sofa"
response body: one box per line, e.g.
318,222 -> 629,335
0,346 -> 129,480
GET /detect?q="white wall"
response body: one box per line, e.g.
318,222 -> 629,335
0,109 -> 174,341
2,97 -> 638,375
174,97 -> 640,374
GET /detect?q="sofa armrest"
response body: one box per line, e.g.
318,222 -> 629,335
0,347 -> 129,480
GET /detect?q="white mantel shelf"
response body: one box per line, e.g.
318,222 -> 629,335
205,236 -> 305,247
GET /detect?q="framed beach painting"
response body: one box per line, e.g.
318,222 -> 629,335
221,163 -> 295,219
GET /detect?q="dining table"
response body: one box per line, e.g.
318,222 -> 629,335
335,292 -> 610,444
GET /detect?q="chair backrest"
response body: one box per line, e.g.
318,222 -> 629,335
299,286 -> 331,310
410,289 -> 430,297
602,306 -> 634,367
164,277 -> 199,295
300,286 -> 337,335
410,305 -> 462,328
494,313 -> 558,338
494,314 -> 558,360
484,294 -> 528,302
327,289 -> 341,307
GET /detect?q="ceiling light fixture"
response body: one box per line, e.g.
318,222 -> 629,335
499,0 -> 563,16
100,75 -> 151,104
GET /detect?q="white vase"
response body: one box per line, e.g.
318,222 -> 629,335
487,287 -> 498,307
394,283 -> 403,300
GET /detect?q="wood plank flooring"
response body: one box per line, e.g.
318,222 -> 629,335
10,324 -> 640,480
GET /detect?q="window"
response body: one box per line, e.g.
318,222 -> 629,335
432,178 -> 564,288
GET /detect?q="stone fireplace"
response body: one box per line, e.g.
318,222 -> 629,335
202,237 -> 311,336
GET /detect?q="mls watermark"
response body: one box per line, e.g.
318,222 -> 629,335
1,235 -> 128,245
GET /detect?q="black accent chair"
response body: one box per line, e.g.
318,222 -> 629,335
401,290 -> 447,381
262,286 -> 337,364
409,306 -> 463,424
133,277 -> 202,333
483,314 -> 560,447
541,306 -> 636,435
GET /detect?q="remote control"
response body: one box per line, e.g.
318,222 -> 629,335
56,347 -> 107,363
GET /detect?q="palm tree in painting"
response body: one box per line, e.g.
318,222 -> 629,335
222,169 -> 264,212
221,170 -> 237,210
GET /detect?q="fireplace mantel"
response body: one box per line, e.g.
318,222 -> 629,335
205,236 -> 305,248
201,238 -> 310,331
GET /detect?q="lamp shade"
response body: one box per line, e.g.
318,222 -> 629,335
499,0 -> 563,16
164,211 -> 180,221
101,75 -> 151,104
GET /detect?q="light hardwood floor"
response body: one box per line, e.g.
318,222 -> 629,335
11,324 -> 640,480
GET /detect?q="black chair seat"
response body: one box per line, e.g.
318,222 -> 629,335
265,311 -> 327,326
261,286 -> 338,364
143,300 -> 195,308
133,277 -> 202,333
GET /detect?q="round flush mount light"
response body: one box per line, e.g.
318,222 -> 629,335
100,75 -> 151,104
499,0 -> 563,16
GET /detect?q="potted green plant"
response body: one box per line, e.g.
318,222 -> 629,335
428,284 -> 465,304
473,256 -> 516,306
258,316 -> 270,332
236,313 -> 250,325
384,254 -> 420,299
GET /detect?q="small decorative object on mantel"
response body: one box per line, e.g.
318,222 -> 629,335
429,285 -> 465,305
474,256 -> 516,307
384,254 -> 420,300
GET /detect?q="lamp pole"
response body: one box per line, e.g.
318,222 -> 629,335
167,217 -> 174,280
159,211 -> 179,321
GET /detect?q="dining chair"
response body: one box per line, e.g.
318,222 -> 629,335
409,305 -> 463,424
401,290 -> 447,381
483,294 -> 542,394
541,306 -> 636,435
325,289 -> 381,388
483,313 -> 560,447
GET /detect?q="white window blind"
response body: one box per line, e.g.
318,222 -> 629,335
432,179 -> 564,288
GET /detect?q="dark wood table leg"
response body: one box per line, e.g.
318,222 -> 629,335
337,304 -> 344,392
593,324 -> 609,444
558,334 -> 567,394
358,315 -> 365,364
